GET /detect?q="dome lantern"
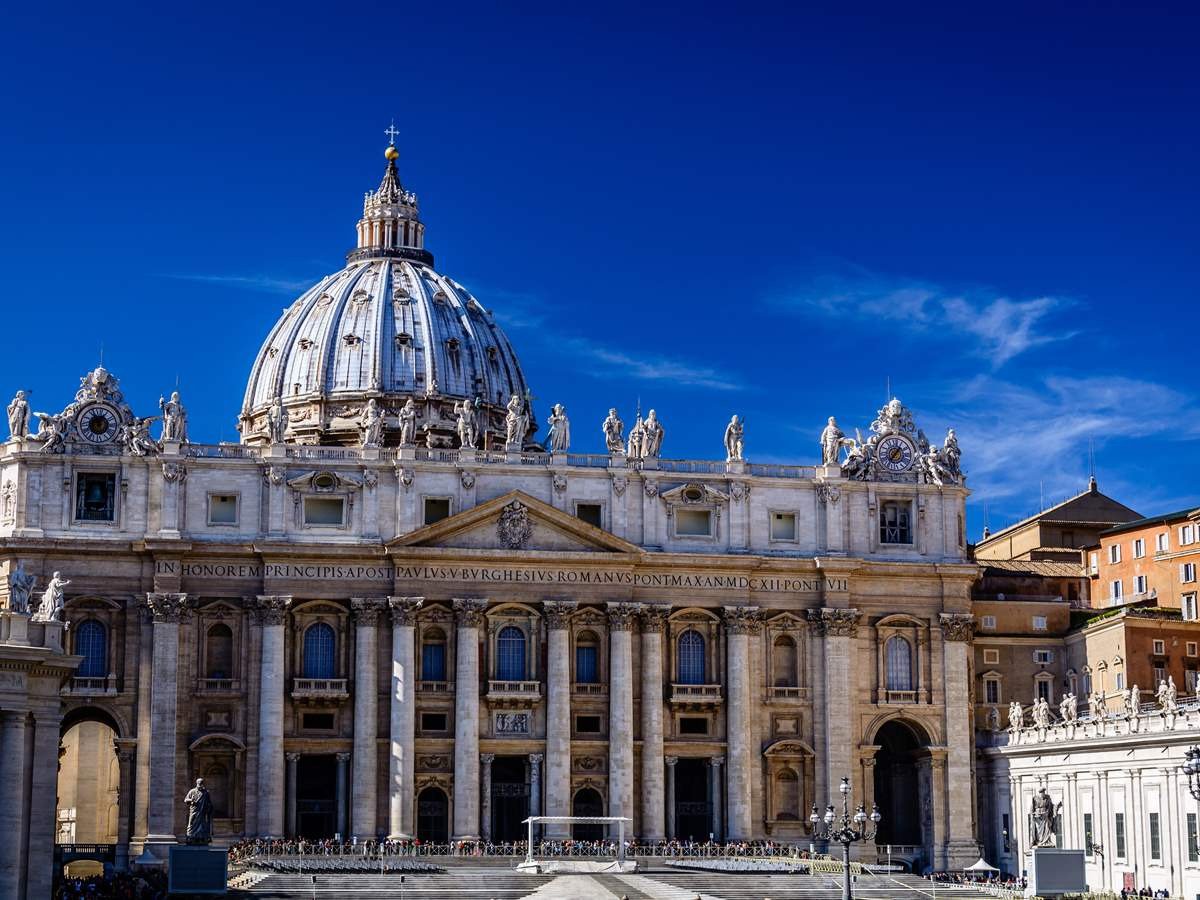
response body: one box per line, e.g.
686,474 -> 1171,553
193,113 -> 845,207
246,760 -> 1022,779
348,131 -> 432,266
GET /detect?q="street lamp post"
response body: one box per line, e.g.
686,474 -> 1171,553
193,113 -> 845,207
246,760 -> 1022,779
809,776 -> 882,900
1181,746 -> 1200,800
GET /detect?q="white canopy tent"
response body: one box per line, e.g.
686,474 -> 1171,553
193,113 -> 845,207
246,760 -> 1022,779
963,858 -> 1000,879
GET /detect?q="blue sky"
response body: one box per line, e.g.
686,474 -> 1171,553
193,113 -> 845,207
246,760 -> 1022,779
2,2 -> 1197,537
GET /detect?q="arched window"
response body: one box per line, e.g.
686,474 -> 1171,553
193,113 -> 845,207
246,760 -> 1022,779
75,620 -> 107,678
575,631 -> 599,684
885,636 -> 913,691
677,630 -> 706,685
302,623 -> 336,679
496,626 -> 527,681
206,624 -> 234,680
774,769 -> 800,820
773,635 -> 797,687
422,628 -> 447,681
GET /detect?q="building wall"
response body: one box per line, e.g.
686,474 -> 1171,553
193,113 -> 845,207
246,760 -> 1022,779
1086,515 -> 1200,612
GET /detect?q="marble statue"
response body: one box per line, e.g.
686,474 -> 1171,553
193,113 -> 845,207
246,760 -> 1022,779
360,398 -> 386,447
267,397 -> 289,444
986,705 -> 1001,733
626,414 -> 644,458
1088,691 -> 1105,720
158,391 -> 188,443
1008,700 -> 1024,732
122,416 -> 160,457
546,404 -> 570,453
8,563 -> 36,614
871,397 -> 915,436
1157,676 -> 1178,715
642,409 -> 664,458
452,399 -> 476,450
1032,696 -> 1051,729
1029,788 -> 1058,848
724,415 -> 744,462
840,434 -> 872,481
397,398 -> 418,446
1059,692 -> 1078,723
7,390 -> 29,440
32,571 -> 69,623
602,408 -> 624,453
33,411 -> 68,454
819,416 -> 844,466
942,428 -> 961,476
504,394 -> 529,450
1126,684 -> 1141,718
184,778 -> 214,844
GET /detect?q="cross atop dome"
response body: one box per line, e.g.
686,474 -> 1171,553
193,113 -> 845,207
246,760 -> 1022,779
385,121 -> 400,145
348,128 -> 430,265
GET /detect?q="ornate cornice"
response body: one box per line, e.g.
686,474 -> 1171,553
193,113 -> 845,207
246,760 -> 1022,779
389,596 -> 424,626
453,598 -> 488,628
252,594 -> 292,626
939,613 -> 975,642
806,607 -> 861,637
639,604 -> 671,633
606,602 -> 640,631
723,605 -> 764,635
143,592 -> 190,623
352,596 -> 389,626
542,600 -> 577,630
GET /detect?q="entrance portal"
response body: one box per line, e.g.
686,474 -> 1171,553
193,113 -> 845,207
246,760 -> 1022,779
490,756 -> 530,842
296,755 -> 337,838
57,717 -> 120,848
674,758 -> 711,841
873,721 -> 924,847
571,788 -> 604,840
417,787 -> 449,843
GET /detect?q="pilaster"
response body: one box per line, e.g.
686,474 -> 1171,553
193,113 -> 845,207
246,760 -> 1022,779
607,602 -> 639,825
639,604 -> 669,841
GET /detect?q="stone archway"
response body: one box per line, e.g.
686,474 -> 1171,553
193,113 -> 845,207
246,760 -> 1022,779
58,708 -> 124,874
870,718 -> 934,871
571,788 -> 604,840
417,787 -> 449,843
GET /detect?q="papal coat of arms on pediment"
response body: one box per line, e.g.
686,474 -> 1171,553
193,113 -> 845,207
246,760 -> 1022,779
497,500 -> 533,550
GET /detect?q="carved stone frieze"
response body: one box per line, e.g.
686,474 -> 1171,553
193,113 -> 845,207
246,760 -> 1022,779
806,607 -> 861,637
723,604 -> 764,635
460,470 -> 476,490
143,592 -> 190,623
252,594 -> 292,626
351,596 -> 389,626
939,613 -> 975,642
542,600 -> 577,630
574,756 -> 606,772
453,597 -> 488,628
389,596 -> 424,626
418,755 -> 450,771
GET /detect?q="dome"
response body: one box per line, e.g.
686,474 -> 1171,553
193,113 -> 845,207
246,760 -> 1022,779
240,141 -> 534,448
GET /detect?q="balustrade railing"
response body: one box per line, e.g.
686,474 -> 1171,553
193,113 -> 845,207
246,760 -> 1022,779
767,685 -> 803,700
197,678 -> 239,692
670,683 -> 723,703
572,683 -> 607,695
291,678 -> 349,698
66,675 -> 116,695
416,680 -> 453,693
487,679 -> 542,697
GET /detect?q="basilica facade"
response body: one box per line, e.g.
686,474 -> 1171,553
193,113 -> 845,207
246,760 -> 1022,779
0,140 -> 980,874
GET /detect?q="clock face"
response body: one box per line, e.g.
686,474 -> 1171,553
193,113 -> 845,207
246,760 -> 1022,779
77,404 -> 120,444
877,435 -> 915,472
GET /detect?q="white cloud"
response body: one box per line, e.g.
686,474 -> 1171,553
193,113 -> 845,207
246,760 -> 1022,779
161,273 -> 315,294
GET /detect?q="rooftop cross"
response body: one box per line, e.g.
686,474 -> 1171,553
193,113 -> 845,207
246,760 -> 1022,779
385,121 -> 399,146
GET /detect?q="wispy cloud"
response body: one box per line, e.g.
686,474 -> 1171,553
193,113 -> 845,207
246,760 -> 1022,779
773,267 -> 1075,367
160,273 -> 315,295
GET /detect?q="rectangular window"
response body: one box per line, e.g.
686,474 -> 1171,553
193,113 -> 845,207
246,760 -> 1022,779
1135,574 -> 1148,594
1116,671 -> 1125,690
1036,680 -> 1052,702
1189,813 -> 1199,863
301,712 -> 335,731
675,509 -> 713,537
1083,813 -> 1094,853
574,714 -> 602,734
75,472 -> 116,522
303,496 -> 345,526
1032,615 -> 1047,631
1157,532 -> 1169,553
879,501 -> 912,544
1109,544 -> 1122,564
423,497 -> 451,525
1182,563 -> 1197,583
1089,552 -> 1099,575
1110,580 -> 1123,603
1115,812 -> 1126,858
1034,649 -> 1054,664
1185,596 -> 1199,623
1189,642 -> 1198,657
1187,669 -> 1199,693
985,679 -> 1000,704
981,616 -> 997,630
1150,812 -> 1161,861
1182,524 -> 1196,545
1134,538 -> 1146,558
207,494 -> 238,525
983,648 -> 1000,664
1153,639 -> 1166,655
575,645 -> 598,683
1153,666 -> 1166,686
574,502 -> 603,529
770,512 -> 797,542
421,643 -> 446,681
420,712 -> 448,732
679,716 -> 709,735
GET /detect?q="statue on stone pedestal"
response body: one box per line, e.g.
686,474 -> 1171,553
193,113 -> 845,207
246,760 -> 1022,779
1032,696 -> 1051,729
32,571 -> 69,623
33,411 -> 68,454
360,398 -> 386,447
7,391 -> 29,440
942,428 -> 961,476
724,415 -> 744,462
456,399 -> 479,450
504,394 -> 529,450
1126,684 -> 1141,719
267,397 -> 289,444
397,398 -> 418,446
602,408 -> 624,453
546,404 -> 570,453
158,391 -> 188,443
8,563 -> 36,614
985,705 -> 1001,733
1157,676 -> 1178,715
626,412 -> 644,458
1029,788 -> 1058,848
1059,692 -> 1078,724
1089,691 -> 1105,721
184,778 -> 214,844
121,416 -> 160,457
820,416 -> 844,466
1008,700 -> 1024,733
642,409 -> 664,458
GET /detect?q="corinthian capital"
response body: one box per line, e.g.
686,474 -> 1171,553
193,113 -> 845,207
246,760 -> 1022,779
939,613 -> 975,642
542,600 -> 577,630
639,604 -> 671,633
722,605 -> 764,635
606,602 -> 641,631
252,594 -> 292,626
352,596 -> 389,626
806,607 -> 861,637
143,592 -> 190,623
389,596 -> 424,626
453,598 -> 488,628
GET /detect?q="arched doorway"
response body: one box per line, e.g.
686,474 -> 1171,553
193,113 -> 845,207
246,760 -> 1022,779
490,756 -> 529,842
674,758 -> 711,841
57,710 -> 121,877
572,788 -> 604,840
873,720 -> 926,852
417,787 -> 449,843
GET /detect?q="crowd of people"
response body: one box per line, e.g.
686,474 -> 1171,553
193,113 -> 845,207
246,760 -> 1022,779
53,871 -> 166,899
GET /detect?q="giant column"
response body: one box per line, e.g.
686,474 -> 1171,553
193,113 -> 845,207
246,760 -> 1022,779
113,739 -> 137,871
543,600 -> 576,837
807,606 -> 860,816
607,603 -> 639,826
723,605 -> 762,840
389,596 -> 423,839
939,612 -> 980,867
285,753 -> 300,837
0,711 -> 29,897
351,597 -> 387,839
452,598 -> 487,839
639,605 -> 669,840
141,592 -> 190,860
255,595 -> 291,837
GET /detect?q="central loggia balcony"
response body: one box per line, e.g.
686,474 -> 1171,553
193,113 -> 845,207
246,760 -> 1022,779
487,679 -> 543,706
669,683 -> 723,707
291,677 -> 349,703
416,680 -> 453,694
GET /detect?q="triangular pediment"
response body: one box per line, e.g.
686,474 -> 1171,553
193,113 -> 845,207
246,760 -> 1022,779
388,490 -> 641,554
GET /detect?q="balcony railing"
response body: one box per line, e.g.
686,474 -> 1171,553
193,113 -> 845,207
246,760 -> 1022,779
669,683 -> 723,705
885,690 -> 918,704
487,680 -> 542,702
291,678 -> 349,701
572,683 -> 607,696
197,678 -> 239,693
416,680 -> 453,694
65,675 -> 117,696
767,686 -> 804,700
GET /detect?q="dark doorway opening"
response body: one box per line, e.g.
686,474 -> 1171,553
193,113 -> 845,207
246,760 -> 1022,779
417,787 -> 449,843
296,755 -> 337,838
873,721 -> 924,847
491,756 -> 530,842
572,788 -> 604,840
674,758 -> 711,841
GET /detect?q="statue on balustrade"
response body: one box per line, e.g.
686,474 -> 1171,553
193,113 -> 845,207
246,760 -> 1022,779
1126,684 -> 1141,719
819,416 -> 844,466
267,396 -> 289,444
184,778 -> 214,844
724,415 -> 744,462
504,393 -> 529,450
1007,700 -> 1024,733
7,390 -> 29,440
1029,788 -> 1059,848
1088,691 -> 1105,721
32,571 -> 69,623
546,404 -> 570,453
602,408 -> 624,453
456,398 -> 479,449
397,398 -> 418,446
8,563 -> 36,615
642,409 -> 664,458
1031,696 -> 1051,729
1157,676 -> 1178,715
1059,692 -> 1078,723
159,391 -> 188,443
360,398 -> 386,447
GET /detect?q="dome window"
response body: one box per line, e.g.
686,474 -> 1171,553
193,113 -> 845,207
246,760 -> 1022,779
316,294 -> 334,307
268,347 -> 280,358
298,338 -> 313,351
433,290 -> 449,303
393,286 -> 409,300
312,472 -> 337,491
396,332 -> 413,347
343,334 -> 361,346
445,338 -> 460,352
351,289 -> 370,304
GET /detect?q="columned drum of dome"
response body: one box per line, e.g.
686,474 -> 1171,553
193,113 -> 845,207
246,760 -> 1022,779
240,142 -> 533,447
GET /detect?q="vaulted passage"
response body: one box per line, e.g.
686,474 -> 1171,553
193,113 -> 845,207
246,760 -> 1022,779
674,758 -> 712,841
296,755 -> 337,838
417,787 -> 449,843
490,756 -> 529,842
56,717 -> 120,877
572,788 -> 604,840
873,721 -> 924,847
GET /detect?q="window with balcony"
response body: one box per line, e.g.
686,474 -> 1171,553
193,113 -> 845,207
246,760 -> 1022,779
206,624 -> 234,680
879,501 -> 912,544
75,473 -> 116,522
302,623 -> 336,679
885,636 -> 914,691
772,635 -> 798,687
496,626 -> 527,681
677,630 -> 706,685
575,631 -> 599,683
421,629 -> 447,681
75,620 -> 106,678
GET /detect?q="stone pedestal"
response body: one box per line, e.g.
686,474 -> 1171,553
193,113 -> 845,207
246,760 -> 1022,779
452,598 -> 486,839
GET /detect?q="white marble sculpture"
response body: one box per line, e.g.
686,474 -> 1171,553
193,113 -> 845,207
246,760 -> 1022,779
642,409 -> 664,458
397,398 -> 418,446
456,399 -> 478,450
267,397 -> 289,444
626,413 -> 644,458
1157,676 -> 1178,715
159,391 -> 188,443
819,416 -> 844,466
8,563 -> 36,614
504,394 -> 529,450
1127,684 -> 1141,719
986,705 -> 1001,733
602,408 -> 624,453
360,398 -> 386,447
7,390 -> 29,440
32,571 -> 69,623
1059,692 -> 1078,724
1008,700 -> 1024,733
122,416 -> 160,457
1032,696 -> 1051,729
546,404 -> 570,453
33,411 -> 68,454
724,415 -> 744,462
1088,691 -> 1105,720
